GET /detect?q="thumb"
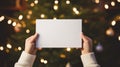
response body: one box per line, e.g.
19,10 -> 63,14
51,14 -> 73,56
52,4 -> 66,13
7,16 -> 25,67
30,33 -> 39,42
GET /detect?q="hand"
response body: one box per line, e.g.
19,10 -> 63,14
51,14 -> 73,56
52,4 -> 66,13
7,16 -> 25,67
81,33 -> 93,55
25,33 -> 38,55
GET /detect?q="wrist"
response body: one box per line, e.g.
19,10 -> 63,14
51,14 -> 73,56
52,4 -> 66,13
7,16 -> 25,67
25,50 -> 37,55
81,50 -> 92,55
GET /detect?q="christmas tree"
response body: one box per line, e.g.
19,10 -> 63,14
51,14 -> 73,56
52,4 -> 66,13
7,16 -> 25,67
0,0 -> 120,67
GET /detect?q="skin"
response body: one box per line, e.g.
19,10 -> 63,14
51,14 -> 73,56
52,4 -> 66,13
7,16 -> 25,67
81,33 -> 93,55
25,33 -> 38,55
24,33 -> 93,55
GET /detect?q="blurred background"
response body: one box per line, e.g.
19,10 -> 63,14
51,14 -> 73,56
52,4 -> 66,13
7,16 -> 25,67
0,0 -> 120,67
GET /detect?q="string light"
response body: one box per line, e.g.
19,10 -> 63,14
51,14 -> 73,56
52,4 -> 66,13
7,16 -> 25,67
26,29 -> 30,33
18,15 -> 23,20
66,0 -> 70,4
14,23 -> 22,33
0,46 -> 4,51
40,14 -> 45,18
28,10 -> 32,15
73,7 -> 80,15
84,19 -> 88,23
6,43 -> 12,49
117,16 -> 120,20
40,58 -> 48,64
106,27 -> 114,36
94,40 -> 97,44
18,46 -> 22,51
111,20 -> 116,26
53,5 -> 58,10
66,48 -> 71,52
40,59 -> 44,63
111,1 -> 115,6
117,0 -> 120,2
6,49 -> 10,53
54,0 -> 59,4
93,8 -> 99,13
60,54 -> 66,58
95,0 -> 99,4
26,15 -> 31,19
118,36 -> 120,41
12,22 -> 17,26
34,0 -> 38,4
104,4 -> 109,9
73,7 -> 77,12
0,16 -> 5,22
14,48 -> 18,52
30,3 -> 35,7
21,21 -> 26,28
44,60 -> 48,64
53,17 -> 57,20
7,20 -> 12,24
60,14 -> 65,18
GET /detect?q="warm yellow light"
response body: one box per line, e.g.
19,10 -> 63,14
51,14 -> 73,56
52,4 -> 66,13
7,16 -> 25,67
75,11 -> 80,15
6,49 -> 9,53
104,4 -> 109,9
118,36 -> 120,41
26,15 -> 31,19
1,16 -> 5,20
28,10 -> 32,15
118,16 -> 120,20
95,0 -> 99,4
40,59 -> 44,63
0,16 -> 5,22
106,27 -> 114,36
30,3 -> 35,7
0,46 -> 4,51
44,60 -> 48,64
66,48 -> 71,52
53,17 -> 57,20
73,7 -> 80,15
40,58 -> 48,64
18,15 -> 23,20
60,54 -> 66,58
66,0 -> 70,4
6,43 -> 12,49
18,46 -> 22,51
73,7 -> 77,12
111,20 -> 116,26
26,29 -> 30,33
40,14 -> 45,18
53,5 -> 58,10
111,1 -> 115,6
117,0 -> 120,2
12,22 -> 17,26
54,0 -> 59,4
34,0 -> 38,4
7,20 -> 12,24
14,48 -> 18,52
16,23 -> 22,28
84,19 -> 88,23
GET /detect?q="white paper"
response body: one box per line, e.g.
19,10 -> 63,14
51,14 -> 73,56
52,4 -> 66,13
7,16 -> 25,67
36,19 -> 82,48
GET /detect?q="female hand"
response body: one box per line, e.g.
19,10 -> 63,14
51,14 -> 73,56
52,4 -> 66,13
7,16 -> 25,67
25,33 -> 38,55
81,33 -> 93,55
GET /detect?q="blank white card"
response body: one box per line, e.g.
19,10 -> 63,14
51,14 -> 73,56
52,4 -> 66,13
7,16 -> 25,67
36,19 -> 82,48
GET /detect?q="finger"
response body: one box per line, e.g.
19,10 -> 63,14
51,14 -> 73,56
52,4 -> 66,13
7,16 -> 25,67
30,33 -> 39,42
81,33 -> 88,42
